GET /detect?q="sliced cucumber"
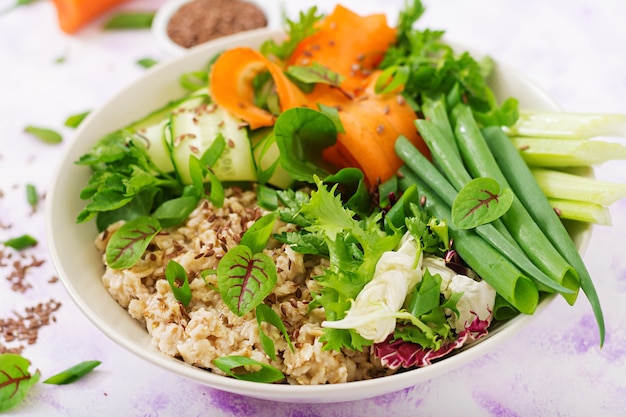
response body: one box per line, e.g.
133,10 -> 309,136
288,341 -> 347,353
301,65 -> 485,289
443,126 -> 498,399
169,98 -> 257,184
251,130 -> 293,189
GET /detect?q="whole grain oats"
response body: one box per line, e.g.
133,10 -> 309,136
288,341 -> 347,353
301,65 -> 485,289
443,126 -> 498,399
96,188 -> 394,384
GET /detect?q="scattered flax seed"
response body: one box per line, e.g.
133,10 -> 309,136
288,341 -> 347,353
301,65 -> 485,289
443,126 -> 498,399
420,195 -> 427,207
5,253 -> 46,293
0,299 -> 62,353
189,145 -> 200,154
518,145 -> 530,151
376,124 -> 385,135
554,207 -> 562,217
47,276 -> 59,284
228,139 -> 235,148
382,105 -> 390,115
237,122 -> 248,130
397,95 -> 406,105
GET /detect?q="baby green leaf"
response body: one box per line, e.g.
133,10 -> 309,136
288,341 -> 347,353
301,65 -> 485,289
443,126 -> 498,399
451,177 -> 513,229
255,303 -> 294,360
406,269 -> 442,317
240,212 -> 278,254
24,125 -> 62,144
106,216 -> 161,269
217,246 -> 277,316
3,234 -> 37,250
26,183 -> 38,210
165,260 -> 192,306
43,360 -> 101,385
0,353 -> 40,412
136,58 -> 158,69
212,355 -> 284,383
286,62 -> 344,88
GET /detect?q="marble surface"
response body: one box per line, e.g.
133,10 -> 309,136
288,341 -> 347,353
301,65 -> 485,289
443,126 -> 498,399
2,0 -> 626,415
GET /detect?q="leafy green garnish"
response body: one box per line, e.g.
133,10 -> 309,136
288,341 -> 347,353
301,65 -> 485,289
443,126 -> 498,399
212,356 -> 284,383
137,58 -> 158,68
165,260 -> 192,306
64,111 -> 90,128
286,62 -> 345,92
26,183 -> 38,211
105,216 -> 161,269
3,234 -> 37,250
43,360 -> 101,385
0,353 -> 40,412
274,107 -> 338,182
103,12 -> 155,30
259,6 -> 324,60
24,125 -> 62,144
217,213 -> 279,316
255,303 -> 294,360
451,177 -> 513,229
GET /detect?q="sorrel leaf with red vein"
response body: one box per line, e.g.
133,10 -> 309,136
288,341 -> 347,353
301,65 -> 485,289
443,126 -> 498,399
0,353 -> 40,412
217,245 -> 277,316
451,177 -> 513,229
105,216 -> 161,269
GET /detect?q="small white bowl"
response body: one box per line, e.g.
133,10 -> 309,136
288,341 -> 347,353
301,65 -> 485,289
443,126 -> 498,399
152,0 -> 283,56
46,28 -> 591,403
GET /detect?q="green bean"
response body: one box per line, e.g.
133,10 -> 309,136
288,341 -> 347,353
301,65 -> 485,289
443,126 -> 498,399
395,135 -> 573,295
483,125 -> 605,346
452,105 -> 580,304
397,166 -> 539,314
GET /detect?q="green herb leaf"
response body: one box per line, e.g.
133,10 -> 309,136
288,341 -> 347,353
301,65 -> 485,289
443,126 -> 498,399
26,183 -> 38,210
3,234 -> 37,250
274,108 -> 337,182
451,177 -> 513,229
0,353 -> 40,412
259,6 -> 323,60
24,125 -> 62,144
212,356 -> 284,383
255,303 -> 294,360
64,111 -> 90,128
165,260 -> 192,306
103,12 -> 155,30
43,360 -> 101,385
286,62 -> 344,88
136,58 -> 158,68
406,269 -> 442,317
152,195 -> 199,228
217,246 -> 277,316
105,216 -> 161,269
240,212 -> 278,254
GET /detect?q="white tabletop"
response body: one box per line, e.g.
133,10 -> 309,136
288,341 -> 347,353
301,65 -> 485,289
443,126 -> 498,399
2,0 -> 626,415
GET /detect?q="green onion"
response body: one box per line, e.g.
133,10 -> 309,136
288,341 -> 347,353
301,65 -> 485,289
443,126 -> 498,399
137,58 -> 158,69
43,360 -> 101,385
26,183 -> 38,210
64,111 -> 90,128
24,125 -> 62,144
3,234 -> 38,250
103,12 -> 155,30
483,125 -> 606,346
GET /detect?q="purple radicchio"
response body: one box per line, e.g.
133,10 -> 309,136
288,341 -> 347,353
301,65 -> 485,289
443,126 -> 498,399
373,310 -> 492,370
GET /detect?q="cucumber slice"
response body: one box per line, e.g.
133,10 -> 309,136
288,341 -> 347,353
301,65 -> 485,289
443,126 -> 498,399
251,130 -> 293,189
169,99 -> 257,184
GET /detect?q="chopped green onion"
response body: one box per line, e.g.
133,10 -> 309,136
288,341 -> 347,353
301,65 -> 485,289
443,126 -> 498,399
3,234 -> 38,250
137,58 -> 158,69
26,183 -> 38,210
43,360 -> 101,385
103,12 -> 155,30
64,111 -> 90,128
212,356 -> 285,383
24,125 -> 62,144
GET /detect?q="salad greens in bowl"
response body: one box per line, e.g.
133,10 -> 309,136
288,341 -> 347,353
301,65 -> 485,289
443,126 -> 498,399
46,0 -> 626,402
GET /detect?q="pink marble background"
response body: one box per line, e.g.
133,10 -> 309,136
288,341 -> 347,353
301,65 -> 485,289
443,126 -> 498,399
2,0 -> 626,415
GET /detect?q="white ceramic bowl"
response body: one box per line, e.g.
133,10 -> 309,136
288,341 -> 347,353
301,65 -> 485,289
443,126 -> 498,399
152,0 -> 283,56
46,28 -> 590,403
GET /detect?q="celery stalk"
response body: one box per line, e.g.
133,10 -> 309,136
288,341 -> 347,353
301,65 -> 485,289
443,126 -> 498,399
507,111 -> 626,139
532,168 -> 626,205
549,198 -> 612,226
512,137 -> 626,167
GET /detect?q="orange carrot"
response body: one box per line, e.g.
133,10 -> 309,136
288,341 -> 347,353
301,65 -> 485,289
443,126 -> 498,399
209,47 -> 309,130
287,5 -> 397,94
52,0 -> 130,34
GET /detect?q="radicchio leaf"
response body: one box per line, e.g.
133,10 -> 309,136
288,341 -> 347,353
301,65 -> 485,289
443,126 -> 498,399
373,310 -> 492,370
217,245 -> 277,316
